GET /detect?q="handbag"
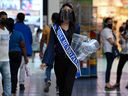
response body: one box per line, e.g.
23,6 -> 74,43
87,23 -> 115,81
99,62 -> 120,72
112,45 -> 120,58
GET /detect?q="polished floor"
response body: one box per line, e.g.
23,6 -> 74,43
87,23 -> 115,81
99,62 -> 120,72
0,54 -> 128,96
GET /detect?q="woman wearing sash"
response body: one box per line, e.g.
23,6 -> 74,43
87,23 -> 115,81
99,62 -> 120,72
40,3 -> 80,96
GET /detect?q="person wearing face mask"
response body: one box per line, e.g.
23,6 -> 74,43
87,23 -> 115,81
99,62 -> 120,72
101,17 -> 117,90
113,19 -> 128,89
40,3 -> 80,96
0,11 -> 11,96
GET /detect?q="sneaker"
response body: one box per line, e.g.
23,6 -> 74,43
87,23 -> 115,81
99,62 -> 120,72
43,81 -> 51,92
105,84 -> 115,91
125,84 -> 128,89
20,84 -> 25,91
47,80 -> 51,86
113,83 -> 120,89
44,78 -> 47,83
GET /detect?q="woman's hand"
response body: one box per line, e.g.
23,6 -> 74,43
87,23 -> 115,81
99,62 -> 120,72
39,51 -> 43,59
40,63 -> 46,70
24,57 -> 29,64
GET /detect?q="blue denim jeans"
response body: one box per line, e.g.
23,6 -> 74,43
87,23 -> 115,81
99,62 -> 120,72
44,64 -> 53,82
0,61 -> 11,96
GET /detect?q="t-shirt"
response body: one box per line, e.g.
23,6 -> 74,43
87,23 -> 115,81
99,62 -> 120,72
42,25 -> 50,45
120,31 -> 128,54
14,22 -> 33,56
9,30 -> 24,52
101,27 -> 115,53
0,28 -> 9,61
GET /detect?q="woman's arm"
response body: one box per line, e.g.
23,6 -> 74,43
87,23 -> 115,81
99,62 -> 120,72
20,41 -> 28,64
107,38 -> 117,46
41,27 -> 55,66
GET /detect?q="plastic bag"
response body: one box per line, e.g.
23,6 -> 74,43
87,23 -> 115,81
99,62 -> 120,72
71,33 -> 99,61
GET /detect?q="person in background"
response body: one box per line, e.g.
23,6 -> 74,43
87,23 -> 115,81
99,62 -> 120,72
113,19 -> 128,89
119,22 -> 126,34
118,22 -> 126,45
7,18 -> 28,96
14,12 -> 33,91
39,12 -> 59,92
101,17 -> 117,90
0,11 -> 11,96
40,3 -> 80,96
39,24 -> 50,56
0,11 -> 7,20
32,27 -> 42,63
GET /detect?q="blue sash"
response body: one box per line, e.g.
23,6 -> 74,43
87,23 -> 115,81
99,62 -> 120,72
52,24 -> 81,78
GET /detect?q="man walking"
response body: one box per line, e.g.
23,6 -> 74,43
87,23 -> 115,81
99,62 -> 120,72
14,12 -> 33,91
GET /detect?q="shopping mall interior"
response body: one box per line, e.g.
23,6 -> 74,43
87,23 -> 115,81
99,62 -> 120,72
0,0 -> 128,96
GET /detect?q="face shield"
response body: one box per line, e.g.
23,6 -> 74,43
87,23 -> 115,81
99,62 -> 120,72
60,9 -> 73,22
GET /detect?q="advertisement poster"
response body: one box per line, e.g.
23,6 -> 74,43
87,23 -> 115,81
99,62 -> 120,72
0,0 -> 20,10
21,0 -> 41,11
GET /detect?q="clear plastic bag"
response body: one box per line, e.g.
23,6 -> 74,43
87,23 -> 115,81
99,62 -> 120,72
71,33 -> 99,61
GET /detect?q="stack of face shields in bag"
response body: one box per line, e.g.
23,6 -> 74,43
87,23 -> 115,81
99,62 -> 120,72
71,33 -> 100,62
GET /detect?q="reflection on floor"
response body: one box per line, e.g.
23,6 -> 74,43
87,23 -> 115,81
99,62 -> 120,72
0,54 -> 128,96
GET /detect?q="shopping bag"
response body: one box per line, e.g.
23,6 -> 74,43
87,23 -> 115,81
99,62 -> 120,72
25,65 -> 31,77
71,33 -> 100,61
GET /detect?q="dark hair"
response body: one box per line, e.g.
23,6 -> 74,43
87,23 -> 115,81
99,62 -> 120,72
51,12 -> 59,24
6,18 -> 14,32
36,27 -> 42,33
0,19 -> 6,26
103,17 -> 112,28
16,12 -> 25,22
104,17 -> 112,24
0,11 -> 7,18
58,3 -> 76,26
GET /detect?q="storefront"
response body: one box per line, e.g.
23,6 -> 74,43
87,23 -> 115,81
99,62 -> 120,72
93,0 -> 128,32
93,0 -> 128,51
0,0 -> 43,28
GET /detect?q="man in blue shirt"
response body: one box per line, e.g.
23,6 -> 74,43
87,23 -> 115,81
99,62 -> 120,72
7,18 -> 28,96
14,12 -> 32,91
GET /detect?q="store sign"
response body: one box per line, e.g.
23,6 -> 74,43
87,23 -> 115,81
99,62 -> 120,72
93,0 -> 110,6
0,0 -> 20,10
21,0 -> 41,11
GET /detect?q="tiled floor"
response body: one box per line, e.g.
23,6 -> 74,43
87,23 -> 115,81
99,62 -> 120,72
0,54 -> 128,96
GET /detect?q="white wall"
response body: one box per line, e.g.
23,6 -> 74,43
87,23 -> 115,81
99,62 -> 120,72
48,0 -> 60,24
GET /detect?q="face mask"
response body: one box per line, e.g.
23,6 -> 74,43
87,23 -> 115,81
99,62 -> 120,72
107,24 -> 113,29
60,10 -> 73,22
